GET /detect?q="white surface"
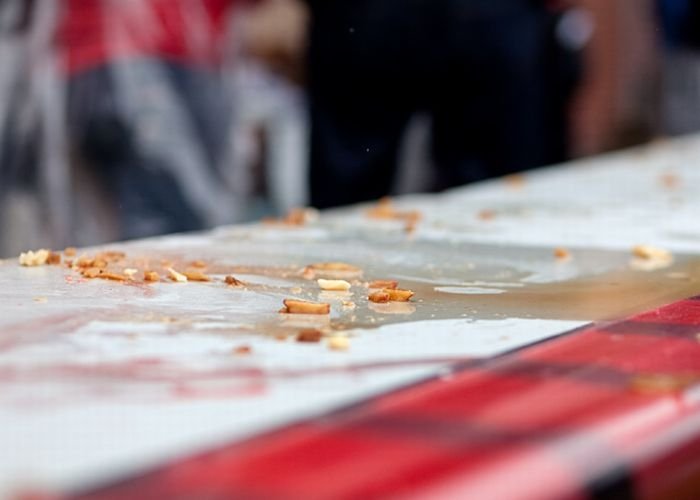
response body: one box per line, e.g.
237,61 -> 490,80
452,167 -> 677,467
2,135 -> 700,496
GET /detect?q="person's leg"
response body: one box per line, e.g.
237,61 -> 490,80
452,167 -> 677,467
307,0 -> 428,209
431,1 -> 551,190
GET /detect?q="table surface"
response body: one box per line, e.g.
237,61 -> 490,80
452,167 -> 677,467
2,136 -> 700,499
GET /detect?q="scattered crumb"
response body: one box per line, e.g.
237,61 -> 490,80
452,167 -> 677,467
232,345 -> 252,355
166,267 -> 188,283
281,298 -> 330,315
328,336 -> 349,351
189,260 -> 207,268
553,247 -> 571,260
477,209 -> 496,221
144,270 -> 160,282
290,287 -> 303,294
630,245 -> 673,271
369,291 -> 391,303
632,244 -> 672,261
225,275 -> 245,286
342,300 -> 356,310
81,267 -> 102,279
263,207 -> 319,226
503,173 -> 525,189
317,278 -> 351,291
97,271 -> 128,282
660,172 -> 679,189
64,247 -> 77,257
366,197 -> 422,225
32,296 -> 48,303
384,288 -> 415,302
183,270 -> 211,282
46,252 -> 62,265
297,329 -> 323,343
123,268 -> 138,279
19,249 -> 50,266
275,333 -> 289,341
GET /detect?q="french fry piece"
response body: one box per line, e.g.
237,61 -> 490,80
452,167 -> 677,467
385,288 -> 414,302
368,279 -> 398,290
183,269 -> 211,282
166,267 -> 188,283
369,290 -> 391,303
317,278 -> 351,291
281,299 -> 330,315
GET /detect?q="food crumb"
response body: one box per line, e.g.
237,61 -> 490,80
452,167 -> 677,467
477,209 -> 496,221
225,275 -> 245,286
369,290 -> 391,303
232,345 -> 252,355
328,336 -> 349,351
167,267 -> 188,283
64,247 -> 77,257
317,278 -> 351,291
32,296 -> 48,303
144,270 -> 160,282
281,298 -> 330,315
553,247 -> 571,260
123,268 -> 138,279
19,249 -> 50,267
46,252 -> 62,265
297,329 -> 323,343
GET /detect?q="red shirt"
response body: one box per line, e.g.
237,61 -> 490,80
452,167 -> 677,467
57,0 -> 238,74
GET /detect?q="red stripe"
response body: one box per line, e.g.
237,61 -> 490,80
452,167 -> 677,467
67,298 -> 700,500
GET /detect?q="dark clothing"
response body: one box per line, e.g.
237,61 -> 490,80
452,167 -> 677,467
307,0 -> 573,208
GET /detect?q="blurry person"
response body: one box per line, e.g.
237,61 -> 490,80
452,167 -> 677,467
657,0 -> 700,135
305,0 -> 586,209
58,0 -> 242,239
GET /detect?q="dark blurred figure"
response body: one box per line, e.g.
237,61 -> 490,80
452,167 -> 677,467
657,0 -> 700,135
305,0 -> 584,208
58,0 -> 240,239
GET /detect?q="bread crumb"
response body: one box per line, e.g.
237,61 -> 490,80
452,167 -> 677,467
317,278 -> 351,291
225,275 -> 244,286
144,270 -> 160,282
385,288 -> 414,302
369,290 -> 391,303
183,270 -> 211,282
46,252 -> 62,265
553,247 -> 571,260
281,299 -> 330,315
297,329 -> 323,342
477,209 -> 496,221
167,267 -> 188,283
232,345 -> 252,355
18,249 -> 50,266
328,336 -> 349,351
123,268 -> 138,279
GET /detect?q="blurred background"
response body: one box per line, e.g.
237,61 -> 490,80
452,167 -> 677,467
0,0 -> 696,257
